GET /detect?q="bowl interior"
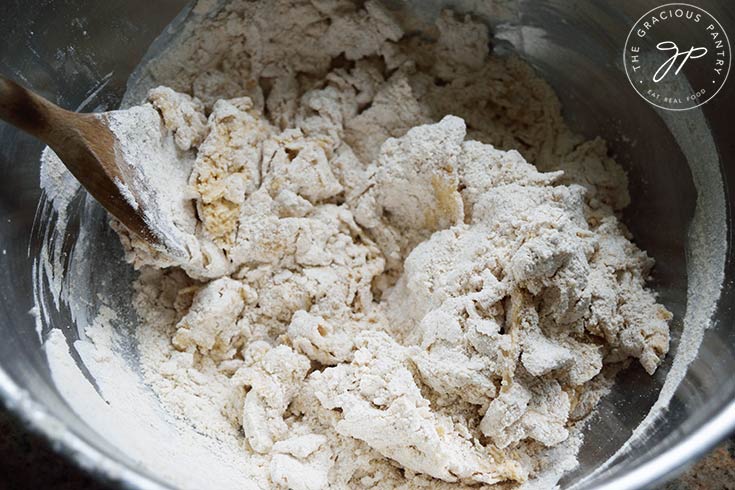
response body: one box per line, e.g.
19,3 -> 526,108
0,1 -> 733,489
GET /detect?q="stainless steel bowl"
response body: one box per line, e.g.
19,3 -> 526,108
0,1 -> 734,489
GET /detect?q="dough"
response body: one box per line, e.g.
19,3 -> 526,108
107,1 -> 672,488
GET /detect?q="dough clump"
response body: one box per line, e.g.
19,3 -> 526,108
115,1 -> 672,488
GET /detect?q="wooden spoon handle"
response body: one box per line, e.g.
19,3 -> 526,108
0,76 -> 74,148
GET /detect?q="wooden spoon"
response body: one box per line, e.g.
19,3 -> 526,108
0,75 -> 183,255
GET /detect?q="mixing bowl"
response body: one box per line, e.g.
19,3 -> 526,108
0,0 -> 733,488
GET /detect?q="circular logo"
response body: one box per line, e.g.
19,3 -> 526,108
624,3 -> 731,111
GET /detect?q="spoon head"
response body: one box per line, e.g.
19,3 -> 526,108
55,112 -> 189,259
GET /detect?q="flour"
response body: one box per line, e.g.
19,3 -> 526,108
41,1 -> 675,488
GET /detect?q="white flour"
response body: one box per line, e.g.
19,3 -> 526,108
35,1 -> 711,489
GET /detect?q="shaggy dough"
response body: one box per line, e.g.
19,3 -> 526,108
110,1 -> 672,488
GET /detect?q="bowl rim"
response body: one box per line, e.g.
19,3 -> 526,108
0,367 -> 168,490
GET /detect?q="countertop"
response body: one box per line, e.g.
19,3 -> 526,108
0,403 -> 732,489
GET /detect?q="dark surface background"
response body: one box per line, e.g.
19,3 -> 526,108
0,403 -> 732,490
